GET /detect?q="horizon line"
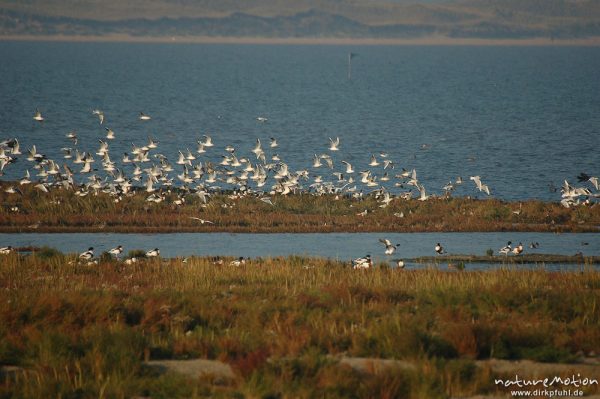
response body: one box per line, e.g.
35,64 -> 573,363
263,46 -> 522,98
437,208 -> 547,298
2,34 -> 600,46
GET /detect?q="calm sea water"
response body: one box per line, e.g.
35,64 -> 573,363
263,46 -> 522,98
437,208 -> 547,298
2,232 -> 599,270
0,42 -> 599,200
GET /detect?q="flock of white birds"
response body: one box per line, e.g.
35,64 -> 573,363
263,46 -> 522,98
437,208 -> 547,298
0,108 -> 598,211
0,109 -> 596,269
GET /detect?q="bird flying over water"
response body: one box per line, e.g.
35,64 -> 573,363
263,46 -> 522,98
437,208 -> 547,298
329,137 -> 340,151
33,109 -> 44,122
379,238 -> 399,255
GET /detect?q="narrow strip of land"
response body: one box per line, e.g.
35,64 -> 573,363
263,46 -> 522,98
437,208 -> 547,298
1,188 -> 599,233
411,254 -> 600,264
2,34 -> 600,46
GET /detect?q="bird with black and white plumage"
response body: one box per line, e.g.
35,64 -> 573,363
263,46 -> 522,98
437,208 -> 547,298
499,241 -> 512,255
352,254 -> 372,269
230,257 -> 246,266
529,242 -> 540,249
145,248 -> 160,257
4,186 -> 22,195
200,135 -> 214,147
139,112 -> 151,121
108,245 -> 123,257
0,246 -> 13,255
210,256 -> 224,265
577,172 -> 591,183
79,247 -> 94,260
396,259 -> 405,269
379,238 -> 399,255
435,243 -> 445,255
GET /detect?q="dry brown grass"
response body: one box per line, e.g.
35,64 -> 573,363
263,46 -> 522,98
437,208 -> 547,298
1,251 -> 599,397
1,184 -> 598,233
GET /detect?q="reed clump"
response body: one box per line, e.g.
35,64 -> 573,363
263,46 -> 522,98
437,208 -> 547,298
1,185 -> 599,233
1,251 -> 599,398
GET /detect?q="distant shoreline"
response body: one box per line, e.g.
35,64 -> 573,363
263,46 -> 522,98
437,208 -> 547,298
2,34 -> 600,46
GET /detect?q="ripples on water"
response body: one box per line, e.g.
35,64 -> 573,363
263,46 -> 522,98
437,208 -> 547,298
1,42 -> 599,200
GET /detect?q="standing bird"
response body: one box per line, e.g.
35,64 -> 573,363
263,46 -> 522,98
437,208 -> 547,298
435,243 -> 445,255
499,241 -> 512,255
352,254 -> 372,269
512,242 -> 524,255
108,245 -> 123,257
396,260 -> 405,269
145,248 -> 160,257
0,246 -> 13,255
79,247 -> 94,260
379,238 -> 399,255
230,257 -> 246,266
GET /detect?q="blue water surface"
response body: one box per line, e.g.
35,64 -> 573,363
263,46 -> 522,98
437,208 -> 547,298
1,42 -> 599,200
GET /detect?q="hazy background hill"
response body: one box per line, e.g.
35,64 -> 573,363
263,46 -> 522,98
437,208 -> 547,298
1,0 -> 599,39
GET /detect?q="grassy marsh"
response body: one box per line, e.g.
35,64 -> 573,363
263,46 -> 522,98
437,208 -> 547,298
1,185 -> 599,233
1,251 -> 599,398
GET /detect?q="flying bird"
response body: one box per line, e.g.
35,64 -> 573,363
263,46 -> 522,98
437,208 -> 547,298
379,238 -> 399,255
329,137 -> 340,151
33,109 -> 44,122
189,217 -> 215,224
